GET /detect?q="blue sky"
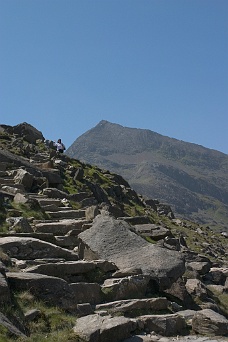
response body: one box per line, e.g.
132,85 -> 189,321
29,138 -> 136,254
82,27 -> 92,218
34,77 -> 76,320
0,0 -> 227,154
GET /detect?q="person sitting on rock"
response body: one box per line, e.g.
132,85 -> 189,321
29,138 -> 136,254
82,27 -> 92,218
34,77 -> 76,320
53,139 -> 66,153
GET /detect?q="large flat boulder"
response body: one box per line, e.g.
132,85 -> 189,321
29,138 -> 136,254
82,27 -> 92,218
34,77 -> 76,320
78,215 -> 185,290
0,236 -> 78,260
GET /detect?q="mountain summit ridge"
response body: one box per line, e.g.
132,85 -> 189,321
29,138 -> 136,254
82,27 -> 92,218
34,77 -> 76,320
67,120 -> 228,232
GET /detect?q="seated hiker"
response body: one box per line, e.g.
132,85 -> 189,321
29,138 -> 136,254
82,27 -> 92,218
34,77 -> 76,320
54,139 -> 66,153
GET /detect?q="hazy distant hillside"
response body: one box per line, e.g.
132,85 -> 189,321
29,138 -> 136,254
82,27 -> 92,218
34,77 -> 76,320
67,120 -> 228,232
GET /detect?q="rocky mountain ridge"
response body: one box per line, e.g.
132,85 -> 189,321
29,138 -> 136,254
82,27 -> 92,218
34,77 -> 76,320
0,122 -> 227,341
66,120 -> 228,232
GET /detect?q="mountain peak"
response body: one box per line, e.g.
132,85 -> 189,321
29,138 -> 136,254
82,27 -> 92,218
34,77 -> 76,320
67,121 -> 228,232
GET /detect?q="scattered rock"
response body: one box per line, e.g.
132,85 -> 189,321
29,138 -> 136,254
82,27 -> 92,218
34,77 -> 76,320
0,236 -> 78,260
192,309 -> 228,336
0,312 -> 27,338
102,275 -> 151,301
73,313 -> 137,342
138,313 -> 187,336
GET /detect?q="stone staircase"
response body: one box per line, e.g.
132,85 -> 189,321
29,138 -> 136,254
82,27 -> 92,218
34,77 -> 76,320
0,162 -> 227,341
0,170 -> 25,194
45,208 -> 86,219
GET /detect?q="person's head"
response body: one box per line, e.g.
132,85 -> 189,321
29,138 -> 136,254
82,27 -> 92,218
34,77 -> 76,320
57,139 -> 61,143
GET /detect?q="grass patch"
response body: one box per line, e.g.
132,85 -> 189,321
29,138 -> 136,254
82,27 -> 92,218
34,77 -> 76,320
17,330 -> 84,342
9,202 -> 49,221
208,288 -> 228,317
123,202 -> 146,217
0,291 -> 83,342
144,236 -> 156,244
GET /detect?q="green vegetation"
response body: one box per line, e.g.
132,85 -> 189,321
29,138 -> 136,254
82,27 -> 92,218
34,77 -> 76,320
62,173 -> 78,194
0,123 -> 227,341
0,199 -> 49,233
35,139 -> 49,153
0,291 -> 82,342
11,202 -> 49,221
208,288 -> 228,317
144,236 -> 156,244
167,220 -> 227,262
123,202 -> 146,217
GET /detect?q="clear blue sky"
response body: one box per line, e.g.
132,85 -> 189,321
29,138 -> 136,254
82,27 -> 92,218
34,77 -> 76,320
0,0 -> 227,154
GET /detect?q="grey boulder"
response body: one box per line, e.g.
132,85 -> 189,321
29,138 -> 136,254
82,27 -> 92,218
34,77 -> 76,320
78,215 -> 185,290
0,236 -> 78,260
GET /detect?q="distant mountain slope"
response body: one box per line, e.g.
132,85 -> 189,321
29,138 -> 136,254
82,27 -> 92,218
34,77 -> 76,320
66,120 -> 228,232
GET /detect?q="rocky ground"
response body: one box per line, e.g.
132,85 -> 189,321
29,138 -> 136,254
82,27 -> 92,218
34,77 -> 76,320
124,334 -> 228,341
0,122 -> 227,341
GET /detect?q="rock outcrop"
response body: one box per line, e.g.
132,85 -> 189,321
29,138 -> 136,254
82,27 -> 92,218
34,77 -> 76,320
0,122 -> 227,341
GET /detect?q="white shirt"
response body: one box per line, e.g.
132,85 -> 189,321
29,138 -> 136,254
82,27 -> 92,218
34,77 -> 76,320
54,142 -> 65,151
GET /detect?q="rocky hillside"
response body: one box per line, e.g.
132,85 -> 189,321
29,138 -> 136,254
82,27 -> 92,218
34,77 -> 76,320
66,120 -> 228,233
0,122 -> 227,341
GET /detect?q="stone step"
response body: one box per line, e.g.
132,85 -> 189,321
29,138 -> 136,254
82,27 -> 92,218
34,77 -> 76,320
0,178 -> 15,186
0,236 -> 78,261
73,314 -> 137,342
26,193 -> 48,200
36,198 -> 64,207
45,209 -> 86,219
1,184 -> 25,194
118,216 -> 151,225
42,204 -> 72,212
73,311 -> 188,341
0,232 -> 78,249
0,171 -> 10,177
68,192 -> 93,202
23,259 -> 117,283
14,257 -> 67,269
95,297 -> 170,316
33,219 -> 87,235
134,223 -> 171,241
55,235 -> 79,249
0,232 -> 56,244
29,153 -> 50,162
33,219 -> 61,223
42,188 -> 97,206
